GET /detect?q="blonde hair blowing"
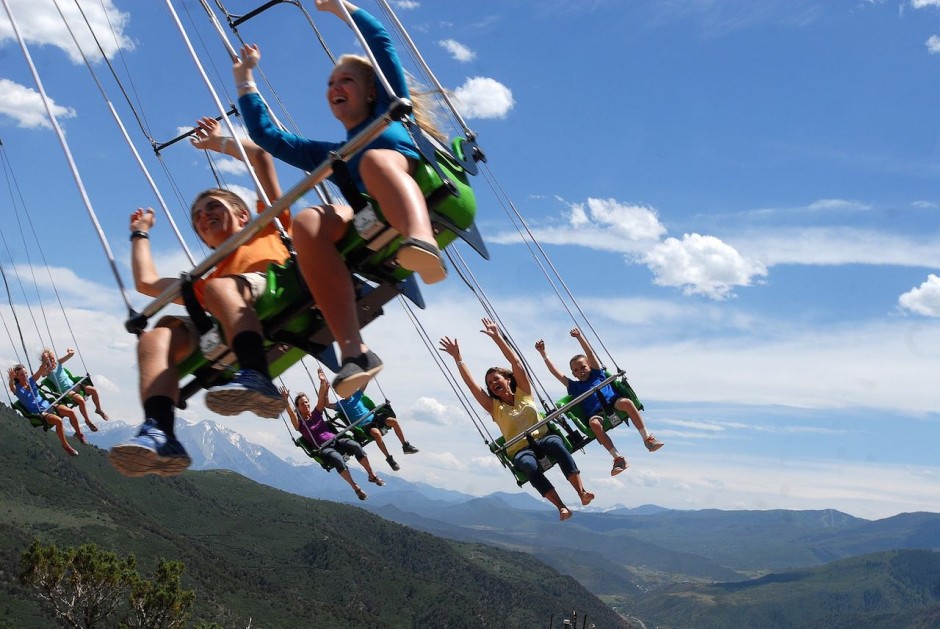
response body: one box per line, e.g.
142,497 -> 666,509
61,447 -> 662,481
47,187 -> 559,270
337,53 -> 447,145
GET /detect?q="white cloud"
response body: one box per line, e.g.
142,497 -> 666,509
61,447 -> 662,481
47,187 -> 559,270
912,0 -> 940,8
0,0 -> 132,64
438,39 -> 476,62
410,395 -> 462,425
642,233 -> 768,300
899,273 -> 940,317
215,157 -> 249,177
927,34 -> 940,53
453,77 -> 514,119
731,226 -> 940,268
392,0 -> 420,9
489,198 -> 666,254
0,79 -> 75,129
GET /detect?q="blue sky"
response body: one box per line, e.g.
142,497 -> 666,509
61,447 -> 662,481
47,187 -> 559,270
0,0 -> 938,520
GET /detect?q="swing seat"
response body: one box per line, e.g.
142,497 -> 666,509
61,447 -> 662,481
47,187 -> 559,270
490,422 -> 573,487
555,372 -> 645,437
11,400 -> 51,431
174,258 -> 415,407
335,394 -> 392,448
41,368 -> 90,408
337,136 -> 486,286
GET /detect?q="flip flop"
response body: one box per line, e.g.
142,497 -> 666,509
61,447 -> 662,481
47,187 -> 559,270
397,238 -> 447,285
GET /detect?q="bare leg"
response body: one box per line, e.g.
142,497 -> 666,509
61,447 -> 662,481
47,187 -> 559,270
542,489 -> 572,521
588,417 -> 617,457
359,150 -> 434,244
84,384 -> 107,417
58,406 -> 82,437
71,392 -> 91,424
46,415 -> 68,449
138,321 -> 196,403
370,428 -> 390,458
292,205 -> 367,361
615,398 -> 646,433
357,455 -> 376,478
386,417 -> 407,445
202,276 -> 261,340
567,472 -> 594,506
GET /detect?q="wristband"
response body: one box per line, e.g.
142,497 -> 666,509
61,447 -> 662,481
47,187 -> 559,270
130,230 -> 149,242
236,80 -> 256,91
456,361 -> 464,366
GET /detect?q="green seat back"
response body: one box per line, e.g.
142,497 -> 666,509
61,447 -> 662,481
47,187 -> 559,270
12,400 -> 49,430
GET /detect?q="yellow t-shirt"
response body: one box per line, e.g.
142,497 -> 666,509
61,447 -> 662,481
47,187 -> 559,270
492,388 -> 546,457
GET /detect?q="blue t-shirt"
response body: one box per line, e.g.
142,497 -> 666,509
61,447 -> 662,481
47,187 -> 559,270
337,390 -> 370,423
14,377 -> 50,415
239,8 -> 419,192
47,363 -> 75,393
567,368 -> 616,418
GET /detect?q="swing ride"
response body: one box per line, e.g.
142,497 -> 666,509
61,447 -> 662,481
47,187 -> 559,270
0,0 -> 654,496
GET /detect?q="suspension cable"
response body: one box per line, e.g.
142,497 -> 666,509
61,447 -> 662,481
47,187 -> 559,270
64,0 -> 198,265
1,0 -> 135,314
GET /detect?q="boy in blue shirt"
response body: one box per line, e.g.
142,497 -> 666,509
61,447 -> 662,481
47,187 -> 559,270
537,329 -> 663,476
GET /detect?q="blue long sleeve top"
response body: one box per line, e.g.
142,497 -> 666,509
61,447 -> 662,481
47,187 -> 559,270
239,8 -> 419,192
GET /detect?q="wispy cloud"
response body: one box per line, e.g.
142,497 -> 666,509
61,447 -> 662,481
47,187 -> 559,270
438,39 -> 476,62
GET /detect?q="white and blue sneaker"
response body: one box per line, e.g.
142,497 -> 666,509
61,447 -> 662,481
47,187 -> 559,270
204,369 -> 284,419
108,418 -> 191,478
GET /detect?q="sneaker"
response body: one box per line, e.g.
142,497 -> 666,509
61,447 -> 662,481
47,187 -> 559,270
645,435 -> 664,452
332,351 -> 383,399
386,455 -> 400,472
611,456 -> 628,476
402,442 -> 419,455
76,433 -> 88,445
205,369 -> 285,419
108,419 -> 192,478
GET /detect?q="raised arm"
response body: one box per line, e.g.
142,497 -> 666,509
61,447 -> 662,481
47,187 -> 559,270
57,347 -> 75,365
535,339 -> 569,387
315,369 -> 330,412
281,387 -> 300,431
190,116 -> 287,228
439,336 -> 490,411
7,368 -> 16,394
480,318 -> 531,394
129,208 -> 178,299
571,328 -> 601,370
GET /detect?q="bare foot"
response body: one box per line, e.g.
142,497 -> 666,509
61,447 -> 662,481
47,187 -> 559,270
559,507 -> 573,521
580,491 -> 595,506
95,408 -> 109,421
86,421 -> 98,432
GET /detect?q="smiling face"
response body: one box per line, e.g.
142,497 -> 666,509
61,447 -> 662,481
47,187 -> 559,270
485,367 -> 514,403
326,55 -> 375,130
569,356 -> 592,382
12,365 -> 27,387
190,190 -> 250,249
294,394 -> 312,419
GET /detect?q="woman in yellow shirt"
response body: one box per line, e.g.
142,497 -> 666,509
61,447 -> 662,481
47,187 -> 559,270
440,319 -> 594,521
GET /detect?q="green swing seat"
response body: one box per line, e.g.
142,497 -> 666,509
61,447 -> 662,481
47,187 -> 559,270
490,420 -> 575,488
554,372 -> 645,441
